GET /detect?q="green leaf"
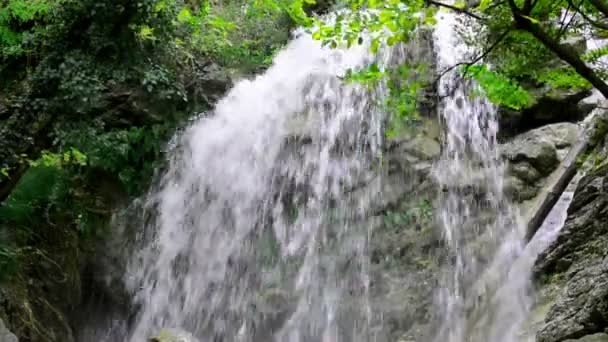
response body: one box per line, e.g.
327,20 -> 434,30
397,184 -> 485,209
177,8 -> 193,24
453,1 -> 466,9
478,0 -> 492,11
520,14 -> 539,24
465,65 -> 532,110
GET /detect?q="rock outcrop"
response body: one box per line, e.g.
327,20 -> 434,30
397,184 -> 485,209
499,89 -> 592,138
533,107 -> 608,342
369,116 -> 441,341
369,115 -> 589,341
501,122 -> 580,203
0,319 -> 17,342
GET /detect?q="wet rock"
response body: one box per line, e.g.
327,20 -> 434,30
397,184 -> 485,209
498,89 -> 592,138
366,114 -> 442,341
510,160 -> 543,183
501,123 -> 580,204
565,333 -> 608,342
504,175 -> 539,201
0,319 -> 17,342
502,138 -> 558,175
533,131 -> 608,342
561,36 -> 588,54
404,136 -> 441,161
536,258 -> 608,342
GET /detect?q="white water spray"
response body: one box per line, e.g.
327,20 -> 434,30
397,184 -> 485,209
122,28 -> 409,342
431,11 -> 530,342
85,8 -> 583,342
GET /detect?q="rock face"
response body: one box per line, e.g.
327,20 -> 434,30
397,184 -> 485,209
368,117 -> 585,341
565,334 -> 608,342
501,122 -> 580,203
534,124 -> 608,342
0,319 -> 17,342
368,116 -> 441,341
498,83 -> 592,138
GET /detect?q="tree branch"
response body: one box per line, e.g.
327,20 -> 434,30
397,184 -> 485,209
588,0 -> 608,17
507,0 -> 521,13
433,29 -> 510,84
426,0 -> 485,20
523,0 -> 534,14
511,8 -> 608,98
567,0 -> 608,30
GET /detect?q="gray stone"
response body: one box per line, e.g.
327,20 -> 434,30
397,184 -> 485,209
403,136 -> 441,161
504,176 -> 538,201
565,333 -> 608,342
0,319 -> 18,342
509,161 -> 543,183
562,35 -> 588,54
502,123 -> 580,181
532,122 -> 580,150
502,137 -> 559,175
498,88 -> 591,139
534,131 -> 608,342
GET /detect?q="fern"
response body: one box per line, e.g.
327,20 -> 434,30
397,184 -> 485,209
583,45 -> 608,63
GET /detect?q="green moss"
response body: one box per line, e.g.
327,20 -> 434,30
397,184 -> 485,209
382,198 -> 434,232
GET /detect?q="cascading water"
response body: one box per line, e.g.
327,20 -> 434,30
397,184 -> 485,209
121,25 -> 408,342
91,7 -> 578,342
431,11 -> 530,342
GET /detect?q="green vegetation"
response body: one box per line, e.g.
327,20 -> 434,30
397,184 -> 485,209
2,0 -> 608,339
383,198 -> 433,232
0,0 -> 299,339
305,0 -> 606,115
466,65 -> 533,110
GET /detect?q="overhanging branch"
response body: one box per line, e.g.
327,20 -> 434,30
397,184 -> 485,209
426,0 -> 485,20
566,0 -> 608,30
433,29 -> 510,84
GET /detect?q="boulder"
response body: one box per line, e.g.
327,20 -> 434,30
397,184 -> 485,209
498,88 -> 591,139
501,122 -> 581,204
502,138 -> 558,175
0,319 -> 17,342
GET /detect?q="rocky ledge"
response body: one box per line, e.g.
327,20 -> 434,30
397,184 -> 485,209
533,105 -> 608,342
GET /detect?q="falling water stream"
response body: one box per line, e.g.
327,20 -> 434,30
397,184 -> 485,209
98,8 -> 584,342
121,23 -> 406,342
432,11 -> 529,342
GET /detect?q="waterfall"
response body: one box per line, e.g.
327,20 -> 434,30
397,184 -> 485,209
431,11 -> 530,342
121,27 -> 406,342
91,8 -> 578,342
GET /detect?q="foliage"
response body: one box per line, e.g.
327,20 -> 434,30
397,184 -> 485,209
56,121 -> 181,195
193,0 -> 293,71
0,0 -> 297,325
383,198 -> 433,231
0,0 -> 55,57
465,65 -> 532,110
536,67 -> 592,91
304,0 -> 607,114
0,154 -> 76,280
0,0 -> 298,195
